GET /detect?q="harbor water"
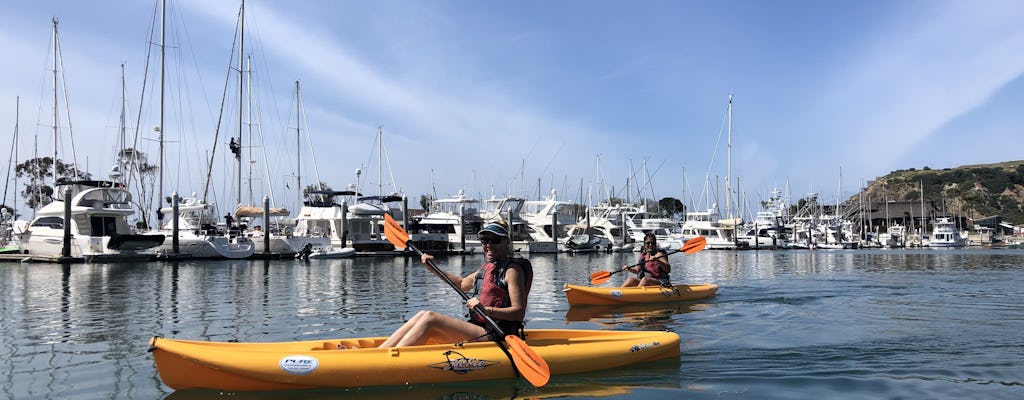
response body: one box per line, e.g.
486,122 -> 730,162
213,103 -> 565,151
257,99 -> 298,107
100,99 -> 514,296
1,248 -> 1022,399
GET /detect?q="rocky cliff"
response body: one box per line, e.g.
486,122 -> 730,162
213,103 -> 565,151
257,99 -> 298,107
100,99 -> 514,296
853,160 -> 1024,225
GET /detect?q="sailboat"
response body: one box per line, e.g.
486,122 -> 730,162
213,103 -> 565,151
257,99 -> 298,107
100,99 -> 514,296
139,0 -> 253,259
278,81 -> 351,259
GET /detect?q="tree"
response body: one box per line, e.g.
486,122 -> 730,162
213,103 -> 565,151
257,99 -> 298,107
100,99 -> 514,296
14,157 -> 91,209
420,194 -> 435,210
658,197 -> 685,218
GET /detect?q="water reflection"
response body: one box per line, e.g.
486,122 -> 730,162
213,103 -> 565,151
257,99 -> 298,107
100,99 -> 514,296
1,248 -> 1022,399
565,302 -> 713,331
162,364 -> 681,400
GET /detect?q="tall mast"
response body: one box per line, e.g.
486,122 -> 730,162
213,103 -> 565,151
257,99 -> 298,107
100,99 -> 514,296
246,55 -> 254,205
115,63 -> 127,184
5,97 -> 19,219
236,0 -> 245,206
51,18 -> 59,187
919,179 -> 926,237
726,94 -> 733,219
377,126 -> 383,196
295,80 -> 301,208
157,0 -> 166,225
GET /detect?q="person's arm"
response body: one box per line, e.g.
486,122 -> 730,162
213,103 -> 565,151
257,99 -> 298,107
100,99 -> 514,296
483,266 -> 527,321
420,253 -> 475,290
654,251 -> 671,272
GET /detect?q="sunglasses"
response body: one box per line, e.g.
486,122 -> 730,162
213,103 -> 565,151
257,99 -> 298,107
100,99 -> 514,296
480,236 -> 504,245
644,242 -> 656,245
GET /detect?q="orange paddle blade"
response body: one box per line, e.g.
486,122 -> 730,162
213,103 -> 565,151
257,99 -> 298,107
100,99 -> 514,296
504,335 -> 550,387
382,214 -> 409,249
590,270 -> 612,285
681,236 -> 706,254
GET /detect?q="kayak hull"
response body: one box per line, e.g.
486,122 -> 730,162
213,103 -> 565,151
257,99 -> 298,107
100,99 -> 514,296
148,329 -> 679,391
563,283 -> 718,305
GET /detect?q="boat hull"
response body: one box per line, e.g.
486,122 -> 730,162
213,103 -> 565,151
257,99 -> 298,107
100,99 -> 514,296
148,329 -> 679,391
563,283 -> 718,305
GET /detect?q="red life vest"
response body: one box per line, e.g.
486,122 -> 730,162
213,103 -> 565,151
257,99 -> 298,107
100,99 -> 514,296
472,257 -> 533,325
637,252 -> 667,280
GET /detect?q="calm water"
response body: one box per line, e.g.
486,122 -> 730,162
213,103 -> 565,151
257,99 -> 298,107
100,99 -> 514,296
1,249 -> 1023,399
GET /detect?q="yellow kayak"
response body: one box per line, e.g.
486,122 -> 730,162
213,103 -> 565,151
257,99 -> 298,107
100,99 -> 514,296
148,329 -> 679,391
563,283 -> 718,305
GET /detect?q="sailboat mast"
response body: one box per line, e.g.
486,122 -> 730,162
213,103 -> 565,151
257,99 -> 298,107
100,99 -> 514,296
5,97 -> 19,219
117,63 -> 127,184
158,0 -> 166,225
919,179 -> 925,239
51,18 -> 59,188
295,80 -> 301,209
726,94 -> 733,219
377,126 -> 383,196
246,55 -> 254,206
236,0 -> 245,206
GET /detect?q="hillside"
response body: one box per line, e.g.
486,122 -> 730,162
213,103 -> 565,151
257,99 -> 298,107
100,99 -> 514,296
852,160 -> 1024,225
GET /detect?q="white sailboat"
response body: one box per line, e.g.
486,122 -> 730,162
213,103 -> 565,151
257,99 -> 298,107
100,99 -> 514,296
153,194 -> 254,259
142,1 -> 254,259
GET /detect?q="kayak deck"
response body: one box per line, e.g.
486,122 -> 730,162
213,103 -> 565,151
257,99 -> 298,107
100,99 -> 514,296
148,328 -> 680,391
563,282 -> 718,305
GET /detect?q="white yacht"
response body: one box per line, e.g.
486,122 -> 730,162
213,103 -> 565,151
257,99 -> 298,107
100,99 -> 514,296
344,194 -> 401,254
410,190 -> 483,253
152,194 -> 254,259
674,207 -> 738,250
928,217 -> 966,248
520,190 -> 578,253
878,224 -> 907,248
565,202 -> 636,252
480,196 -> 536,253
13,180 -> 165,261
288,190 -> 355,259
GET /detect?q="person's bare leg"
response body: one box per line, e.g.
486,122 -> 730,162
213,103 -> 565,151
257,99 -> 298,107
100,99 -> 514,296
394,311 -> 487,347
622,277 -> 639,287
379,310 -> 429,348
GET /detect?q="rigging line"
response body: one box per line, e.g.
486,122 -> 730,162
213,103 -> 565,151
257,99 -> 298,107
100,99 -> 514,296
3,97 -> 18,215
203,14 -> 241,203
299,88 -> 324,190
54,28 -> 81,180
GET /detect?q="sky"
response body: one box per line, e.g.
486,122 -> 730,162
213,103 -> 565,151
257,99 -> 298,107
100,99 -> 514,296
2,0 -> 1024,219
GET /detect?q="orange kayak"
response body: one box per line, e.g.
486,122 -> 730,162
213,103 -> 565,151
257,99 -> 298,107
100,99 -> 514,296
148,329 -> 679,391
563,283 -> 718,305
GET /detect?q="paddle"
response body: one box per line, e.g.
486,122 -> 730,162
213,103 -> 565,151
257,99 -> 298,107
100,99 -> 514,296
383,214 -> 550,387
589,236 -> 707,285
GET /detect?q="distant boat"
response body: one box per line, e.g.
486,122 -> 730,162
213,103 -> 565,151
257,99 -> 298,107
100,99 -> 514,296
519,189 -> 577,253
15,180 -> 165,261
152,195 -> 254,259
928,217 -> 966,248
289,189 -> 354,258
409,189 -> 482,253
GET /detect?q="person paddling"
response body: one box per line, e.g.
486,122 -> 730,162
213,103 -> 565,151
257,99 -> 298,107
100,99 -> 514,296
622,232 -> 671,287
379,221 -> 533,347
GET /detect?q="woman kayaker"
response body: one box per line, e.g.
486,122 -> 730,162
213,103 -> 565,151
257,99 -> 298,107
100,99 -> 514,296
622,233 -> 671,287
379,221 -> 533,348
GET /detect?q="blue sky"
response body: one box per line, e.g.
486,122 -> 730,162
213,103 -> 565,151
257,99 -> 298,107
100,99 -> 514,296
2,1 -> 1024,218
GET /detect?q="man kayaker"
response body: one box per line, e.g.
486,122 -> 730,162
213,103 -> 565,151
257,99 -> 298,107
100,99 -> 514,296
379,221 -> 533,348
622,233 -> 671,287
